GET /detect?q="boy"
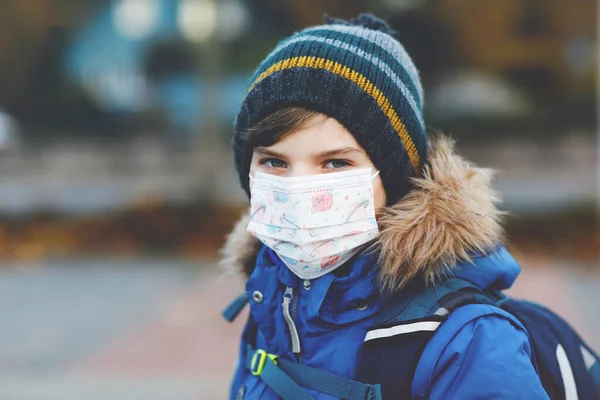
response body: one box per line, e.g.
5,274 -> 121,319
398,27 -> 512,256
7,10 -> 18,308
221,14 -> 597,399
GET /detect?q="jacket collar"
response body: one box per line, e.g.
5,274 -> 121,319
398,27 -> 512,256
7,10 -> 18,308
252,245 -> 384,324
220,134 -> 505,292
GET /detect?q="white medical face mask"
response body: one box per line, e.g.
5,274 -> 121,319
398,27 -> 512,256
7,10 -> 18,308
247,168 -> 380,279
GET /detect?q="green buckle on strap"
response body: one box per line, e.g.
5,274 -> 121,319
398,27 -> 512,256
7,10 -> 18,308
250,349 -> 279,376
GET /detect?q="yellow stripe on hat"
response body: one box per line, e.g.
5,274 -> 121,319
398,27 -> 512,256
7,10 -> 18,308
249,56 -> 421,173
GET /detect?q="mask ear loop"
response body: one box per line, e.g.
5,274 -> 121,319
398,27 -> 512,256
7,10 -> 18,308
248,174 -> 255,182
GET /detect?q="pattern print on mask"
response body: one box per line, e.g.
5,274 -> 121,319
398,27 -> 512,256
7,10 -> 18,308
250,204 -> 267,223
273,239 -> 299,252
280,254 -> 299,265
266,224 -> 282,234
310,239 -> 335,260
279,214 -> 300,238
280,214 -> 301,229
321,254 -> 341,269
273,191 -> 290,203
247,169 -> 380,279
311,191 -> 334,213
345,199 -> 370,223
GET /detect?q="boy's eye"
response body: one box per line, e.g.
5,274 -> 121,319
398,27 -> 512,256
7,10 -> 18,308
261,158 -> 287,168
324,159 -> 350,169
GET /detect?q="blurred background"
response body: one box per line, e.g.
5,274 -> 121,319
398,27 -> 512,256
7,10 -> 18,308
0,0 -> 597,398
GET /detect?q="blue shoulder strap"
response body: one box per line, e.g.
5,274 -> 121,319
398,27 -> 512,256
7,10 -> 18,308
245,345 -> 383,400
374,277 -> 492,325
356,277 -> 500,400
222,292 -> 249,322
411,303 -> 522,397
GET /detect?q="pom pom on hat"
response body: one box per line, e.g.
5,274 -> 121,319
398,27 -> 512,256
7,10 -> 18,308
324,13 -> 397,36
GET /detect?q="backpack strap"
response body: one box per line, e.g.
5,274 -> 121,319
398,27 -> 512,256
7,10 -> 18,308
373,277 -> 492,325
245,345 -> 383,400
223,292 -> 249,322
356,277 -> 496,399
411,303 -> 524,398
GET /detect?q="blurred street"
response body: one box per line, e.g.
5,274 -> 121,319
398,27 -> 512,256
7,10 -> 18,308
0,260 -> 240,399
0,258 -> 598,400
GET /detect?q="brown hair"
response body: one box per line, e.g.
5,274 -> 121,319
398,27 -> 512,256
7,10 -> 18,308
242,107 -> 320,149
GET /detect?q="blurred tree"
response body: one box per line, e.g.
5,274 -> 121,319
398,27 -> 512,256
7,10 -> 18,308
144,40 -> 198,82
0,0 -> 107,129
384,9 -> 461,83
0,0 -> 594,135
432,0 -> 596,98
431,0 -> 596,130
253,0 -> 369,31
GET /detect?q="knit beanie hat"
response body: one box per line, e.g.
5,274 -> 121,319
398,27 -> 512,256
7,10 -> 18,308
233,13 -> 427,204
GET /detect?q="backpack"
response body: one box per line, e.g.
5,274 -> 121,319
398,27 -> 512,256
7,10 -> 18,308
223,277 -> 600,399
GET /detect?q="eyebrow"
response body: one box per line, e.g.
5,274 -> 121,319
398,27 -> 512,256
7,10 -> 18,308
253,146 -> 365,159
254,147 -> 286,158
315,147 -> 365,159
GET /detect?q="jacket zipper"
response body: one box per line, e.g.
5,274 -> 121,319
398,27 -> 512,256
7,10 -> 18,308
282,286 -> 302,361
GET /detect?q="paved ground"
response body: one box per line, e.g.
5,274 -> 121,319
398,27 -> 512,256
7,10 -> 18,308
0,258 -> 598,399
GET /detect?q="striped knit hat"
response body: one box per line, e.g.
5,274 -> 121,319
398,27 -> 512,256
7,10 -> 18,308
233,14 -> 427,204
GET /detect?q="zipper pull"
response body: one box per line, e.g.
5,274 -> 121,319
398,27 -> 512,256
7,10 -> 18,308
282,286 -> 301,355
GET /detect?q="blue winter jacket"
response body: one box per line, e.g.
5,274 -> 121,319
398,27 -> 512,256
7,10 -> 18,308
228,245 -> 549,399
223,136 -> 549,399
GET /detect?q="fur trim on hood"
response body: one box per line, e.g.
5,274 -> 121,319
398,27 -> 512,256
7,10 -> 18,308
219,134 -> 505,292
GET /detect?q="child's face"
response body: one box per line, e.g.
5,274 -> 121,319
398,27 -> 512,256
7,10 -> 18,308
249,113 -> 387,209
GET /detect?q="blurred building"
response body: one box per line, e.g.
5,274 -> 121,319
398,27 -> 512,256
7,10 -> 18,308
436,0 -> 595,98
0,0 -> 596,260
66,0 -> 250,139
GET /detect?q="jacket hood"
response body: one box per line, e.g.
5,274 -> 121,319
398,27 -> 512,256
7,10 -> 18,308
219,134 -> 506,292
453,246 -> 520,291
